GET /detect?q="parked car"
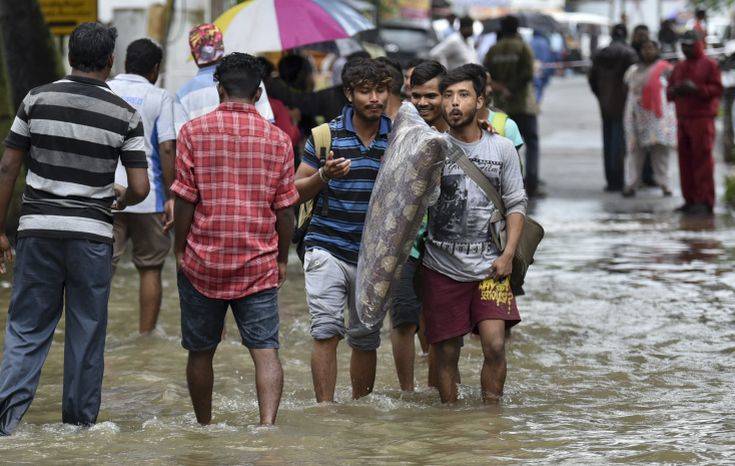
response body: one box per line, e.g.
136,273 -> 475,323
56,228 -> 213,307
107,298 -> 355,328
358,21 -> 439,67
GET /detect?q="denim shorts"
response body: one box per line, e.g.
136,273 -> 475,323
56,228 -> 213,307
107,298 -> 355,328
177,270 -> 279,351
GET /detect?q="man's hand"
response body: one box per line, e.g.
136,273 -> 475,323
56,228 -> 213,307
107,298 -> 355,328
112,184 -> 127,211
0,233 -> 13,275
277,261 -> 287,288
490,252 -> 513,280
162,198 -> 175,233
175,250 -> 184,270
322,150 -> 351,179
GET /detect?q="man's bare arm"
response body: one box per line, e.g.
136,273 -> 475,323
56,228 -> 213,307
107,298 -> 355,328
173,196 -> 196,268
0,147 -> 25,274
275,206 -> 294,286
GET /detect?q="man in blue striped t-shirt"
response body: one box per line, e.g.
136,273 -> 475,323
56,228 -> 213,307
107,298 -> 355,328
0,23 -> 149,435
295,58 -> 392,403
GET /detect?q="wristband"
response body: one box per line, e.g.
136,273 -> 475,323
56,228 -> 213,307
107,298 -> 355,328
318,167 -> 331,183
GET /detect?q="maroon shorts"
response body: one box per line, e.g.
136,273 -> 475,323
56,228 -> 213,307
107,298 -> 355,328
421,266 -> 521,344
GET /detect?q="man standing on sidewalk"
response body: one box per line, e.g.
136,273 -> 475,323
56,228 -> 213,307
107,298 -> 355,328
109,38 -> 177,334
295,58 -> 391,402
422,65 -> 527,404
668,31 -> 723,214
588,24 -> 638,192
172,53 -> 298,426
484,15 -> 542,197
0,22 -> 150,435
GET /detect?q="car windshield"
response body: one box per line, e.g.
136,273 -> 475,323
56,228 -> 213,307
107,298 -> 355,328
380,28 -> 430,50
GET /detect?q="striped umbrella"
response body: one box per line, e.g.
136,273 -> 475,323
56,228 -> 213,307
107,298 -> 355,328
214,0 -> 375,53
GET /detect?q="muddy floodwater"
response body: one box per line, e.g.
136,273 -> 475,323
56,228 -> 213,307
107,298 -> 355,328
1,78 -> 734,464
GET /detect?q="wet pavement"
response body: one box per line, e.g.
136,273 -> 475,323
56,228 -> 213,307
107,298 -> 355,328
0,76 -> 733,464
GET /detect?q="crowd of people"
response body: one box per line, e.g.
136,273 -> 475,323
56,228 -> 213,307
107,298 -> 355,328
588,19 -> 722,215
0,10 -> 722,435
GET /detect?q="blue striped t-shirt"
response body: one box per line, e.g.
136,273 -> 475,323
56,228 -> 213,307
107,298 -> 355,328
302,105 -> 391,264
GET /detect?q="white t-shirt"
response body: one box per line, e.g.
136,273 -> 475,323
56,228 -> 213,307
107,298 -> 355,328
174,64 -> 274,133
108,73 -> 176,213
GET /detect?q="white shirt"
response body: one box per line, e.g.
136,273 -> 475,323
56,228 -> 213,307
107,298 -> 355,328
174,64 -> 274,133
108,73 -> 176,214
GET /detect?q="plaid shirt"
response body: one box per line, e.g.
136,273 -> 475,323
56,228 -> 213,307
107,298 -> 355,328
171,102 -> 298,299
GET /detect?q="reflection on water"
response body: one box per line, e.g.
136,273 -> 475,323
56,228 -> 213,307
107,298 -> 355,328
0,200 -> 734,463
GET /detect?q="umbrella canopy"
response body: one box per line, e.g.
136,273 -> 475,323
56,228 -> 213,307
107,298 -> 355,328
214,0 -> 375,53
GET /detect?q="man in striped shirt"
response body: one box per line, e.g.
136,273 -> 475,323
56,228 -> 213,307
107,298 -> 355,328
295,58 -> 392,403
0,23 -> 149,435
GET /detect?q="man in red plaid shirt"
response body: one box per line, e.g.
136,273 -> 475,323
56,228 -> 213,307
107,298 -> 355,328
171,53 -> 298,426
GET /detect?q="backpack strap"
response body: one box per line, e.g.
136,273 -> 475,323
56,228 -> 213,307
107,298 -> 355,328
311,123 -> 332,215
491,112 -> 508,137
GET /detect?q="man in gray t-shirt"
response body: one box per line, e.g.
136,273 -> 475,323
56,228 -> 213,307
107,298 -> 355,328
421,64 -> 527,404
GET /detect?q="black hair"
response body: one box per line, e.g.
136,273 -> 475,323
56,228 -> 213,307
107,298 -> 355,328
341,57 -> 391,92
125,38 -> 162,76
633,24 -> 650,34
459,16 -> 474,30
375,56 -> 403,96
410,60 -> 446,88
214,52 -> 263,99
346,50 -> 371,62
405,58 -> 424,71
696,9 -> 706,20
500,15 -> 519,36
68,22 -> 118,72
439,63 -> 485,98
278,54 -> 313,90
612,23 -> 628,41
255,56 -> 275,79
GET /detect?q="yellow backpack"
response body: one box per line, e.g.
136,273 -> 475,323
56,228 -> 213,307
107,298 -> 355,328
294,123 -> 331,261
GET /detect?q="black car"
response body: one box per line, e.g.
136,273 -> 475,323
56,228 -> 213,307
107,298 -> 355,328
358,22 -> 439,68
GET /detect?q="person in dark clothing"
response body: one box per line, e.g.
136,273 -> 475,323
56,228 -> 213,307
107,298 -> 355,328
588,24 -> 638,192
484,15 -> 543,197
658,20 -> 679,57
667,31 -> 723,214
264,70 -> 348,123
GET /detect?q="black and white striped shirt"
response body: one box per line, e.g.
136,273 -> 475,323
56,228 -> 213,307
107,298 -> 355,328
4,75 -> 147,243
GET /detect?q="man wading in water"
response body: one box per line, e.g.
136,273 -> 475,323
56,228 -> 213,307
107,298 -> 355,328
172,53 -> 298,425
0,22 -> 150,434
295,58 -> 392,402
421,65 -> 527,403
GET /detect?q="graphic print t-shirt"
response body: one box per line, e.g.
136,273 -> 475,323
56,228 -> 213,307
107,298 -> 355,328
423,131 -> 527,282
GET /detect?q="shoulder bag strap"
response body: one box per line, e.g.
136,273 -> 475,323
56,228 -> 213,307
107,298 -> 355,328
453,150 -> 507,217
311,123 -> 332,215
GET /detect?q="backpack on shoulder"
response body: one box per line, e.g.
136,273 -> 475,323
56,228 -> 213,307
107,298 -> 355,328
294,123 -> 331,262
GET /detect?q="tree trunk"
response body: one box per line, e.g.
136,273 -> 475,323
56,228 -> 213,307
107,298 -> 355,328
0,0 -> 62,236
0,0 -> 63,109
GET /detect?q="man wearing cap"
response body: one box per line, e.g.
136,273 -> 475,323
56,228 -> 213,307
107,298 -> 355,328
175,23 -> 274,131
667,30 -> 723,214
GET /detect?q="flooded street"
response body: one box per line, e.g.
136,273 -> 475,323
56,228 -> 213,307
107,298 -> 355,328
1,76 -> 734,464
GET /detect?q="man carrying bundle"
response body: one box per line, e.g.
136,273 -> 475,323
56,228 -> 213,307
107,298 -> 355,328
422,65 -> 527,403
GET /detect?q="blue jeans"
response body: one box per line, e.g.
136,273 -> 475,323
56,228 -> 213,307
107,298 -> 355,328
0,237 -> 112,435
177,271 -> 280,351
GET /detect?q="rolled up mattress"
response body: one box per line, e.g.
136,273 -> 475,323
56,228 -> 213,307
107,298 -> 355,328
355,102 -> 461,327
